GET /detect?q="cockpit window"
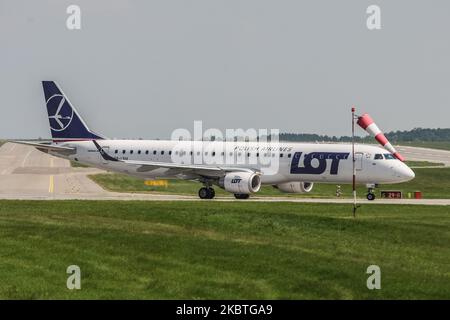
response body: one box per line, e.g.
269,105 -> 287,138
374,154 -> 384,160
384,153 -> 396,160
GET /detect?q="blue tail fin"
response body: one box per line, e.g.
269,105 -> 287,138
42,81 -> 105,141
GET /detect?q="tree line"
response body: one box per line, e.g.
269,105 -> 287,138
280,128 -> 450,143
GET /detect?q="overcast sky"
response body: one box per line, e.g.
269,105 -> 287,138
1,0 -> 449,139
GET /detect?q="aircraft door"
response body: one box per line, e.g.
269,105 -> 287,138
355,152 -> 363,171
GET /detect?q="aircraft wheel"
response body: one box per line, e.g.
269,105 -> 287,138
207,188 -> 215,199
199,187 -> 215,199
234,193 -> 250,200
367,193 -> 376,201
199,187 -> 209,199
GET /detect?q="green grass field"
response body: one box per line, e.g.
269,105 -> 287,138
0,200 -> 448,299
89,166 -> 450,199
405,160 -> 444,167
400,141 -> 450,151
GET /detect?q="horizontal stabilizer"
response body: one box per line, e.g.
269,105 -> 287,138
8,140 -> 75,151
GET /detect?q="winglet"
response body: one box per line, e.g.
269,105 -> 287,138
92,140 -> 118,162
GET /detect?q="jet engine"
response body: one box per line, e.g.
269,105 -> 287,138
219,172 -> 261,194
275,182 -> 314,193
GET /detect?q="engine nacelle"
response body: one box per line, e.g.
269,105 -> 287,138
219,172 -> 261,194
275,182 -> 314,193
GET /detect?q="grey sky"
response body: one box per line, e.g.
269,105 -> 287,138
1,0 -> 449,139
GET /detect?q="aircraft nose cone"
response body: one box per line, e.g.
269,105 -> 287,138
401,165 -> 415,181
405,167 -> 415,180
393,163 -> 415,182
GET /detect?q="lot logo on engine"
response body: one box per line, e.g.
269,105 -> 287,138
231,176 -> 242,183
290,152 -> 350,175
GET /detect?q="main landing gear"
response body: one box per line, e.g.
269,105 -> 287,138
197,187 -> 251,200
198,187 -> 215,199
366,184 -> 376,201
234,194 -> 250,200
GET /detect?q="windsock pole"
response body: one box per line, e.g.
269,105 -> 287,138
352,107 -> 357,218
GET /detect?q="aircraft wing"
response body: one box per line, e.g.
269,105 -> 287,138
92,140 -> 258,178
123,159 -> 256,177
8,140 -> 75,151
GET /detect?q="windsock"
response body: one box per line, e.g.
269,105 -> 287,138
357,113 -> 405,162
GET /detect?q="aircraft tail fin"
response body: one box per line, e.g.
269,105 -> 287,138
42,81 -> 106,142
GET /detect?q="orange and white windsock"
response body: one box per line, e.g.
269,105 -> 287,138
357,113 -> 405,162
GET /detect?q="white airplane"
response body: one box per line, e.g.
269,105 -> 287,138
12,81 -> 415,200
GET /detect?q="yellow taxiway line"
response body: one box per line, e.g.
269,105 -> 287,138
49,158 -> 54,193
48,175 -> 54,193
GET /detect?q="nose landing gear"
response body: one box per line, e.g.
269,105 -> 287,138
366,184 -> 376,201
367,192 -> 376,201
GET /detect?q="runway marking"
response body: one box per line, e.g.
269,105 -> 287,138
21,149 -> 33,167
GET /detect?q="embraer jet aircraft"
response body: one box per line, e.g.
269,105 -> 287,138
12,81 -> 415,200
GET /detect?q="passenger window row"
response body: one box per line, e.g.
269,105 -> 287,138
113,149 -> 292,158
114,149 -> 169,155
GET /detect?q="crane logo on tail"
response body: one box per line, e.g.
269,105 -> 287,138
47,94 -> 74,131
